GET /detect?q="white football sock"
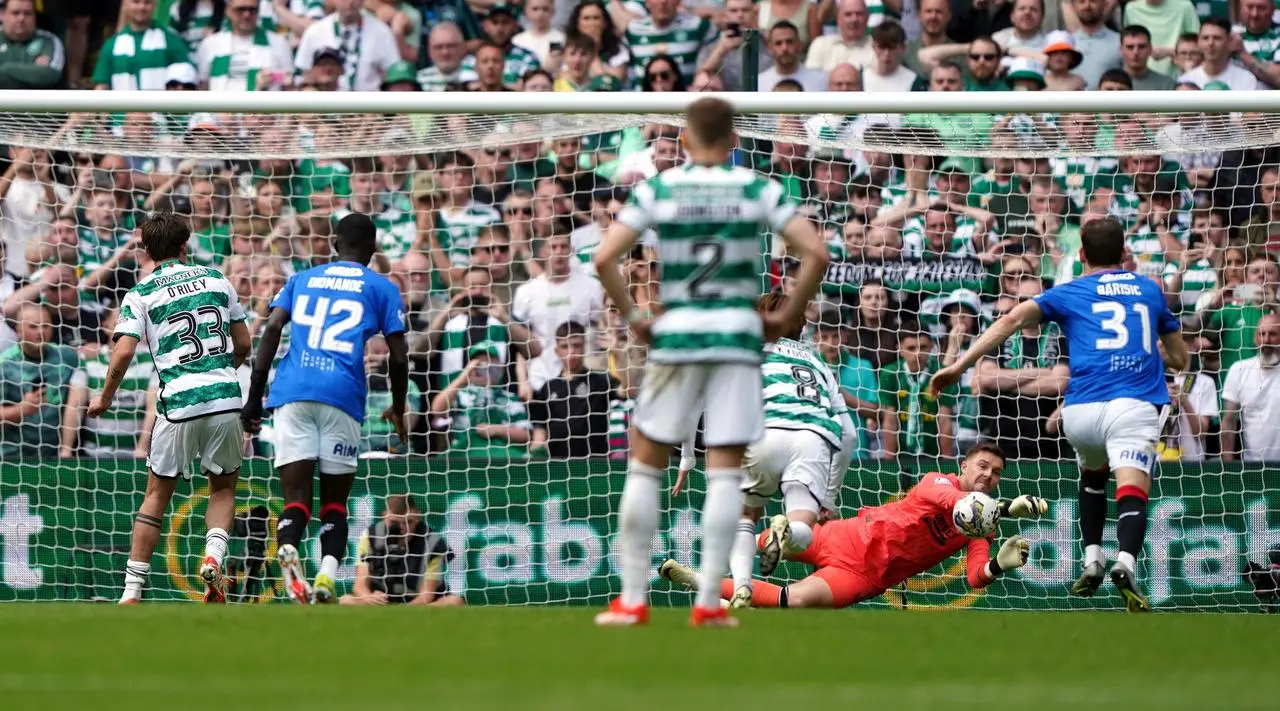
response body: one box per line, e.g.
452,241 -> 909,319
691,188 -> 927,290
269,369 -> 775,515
787,521 -> 814,554
618,461 -> 662,608
1116,551 -> 1137,575
122,559 -> 150,601
695,469 -> 744,610
318,555 -> 339,581
204,528 -> 229,566
1085,544 -> 1104,569
729,518 -> 756,590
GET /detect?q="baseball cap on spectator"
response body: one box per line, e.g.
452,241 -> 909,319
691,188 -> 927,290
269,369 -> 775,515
1042,30 -> 1083,69
1004,57 -> 1045,90
939,289 -> 983,316
313,46 -> 344,67
468,341 -> 501,359
166,63 -> 199,89
381,61 -> 420,91
187,112 -> 222,132
412,172 -> 439,202
936,156 -> 973,176
486,3 -> 521,19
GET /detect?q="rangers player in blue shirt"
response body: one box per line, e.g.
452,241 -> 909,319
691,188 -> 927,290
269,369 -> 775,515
242,213 -> 409,604
932,217 -> 1189,612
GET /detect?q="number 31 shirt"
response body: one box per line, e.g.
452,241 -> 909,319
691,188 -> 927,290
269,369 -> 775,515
266,261 -> 405,423
1033,269 -> 1179,407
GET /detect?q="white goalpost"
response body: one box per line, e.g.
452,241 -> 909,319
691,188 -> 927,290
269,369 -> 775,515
0,89 -> 1275,610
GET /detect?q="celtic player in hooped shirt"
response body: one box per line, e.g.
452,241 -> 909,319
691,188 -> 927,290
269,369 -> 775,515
592,97 -> 829,628
89,212 -> 252,604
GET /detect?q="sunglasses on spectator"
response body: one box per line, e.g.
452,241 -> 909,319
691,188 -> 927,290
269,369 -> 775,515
504,205 -> 533,216
969,53 -> 998,61
1002,270 -> 1033,279
648,71 -> 673,82
230,5 -> 259,13
483,147 -> 511,158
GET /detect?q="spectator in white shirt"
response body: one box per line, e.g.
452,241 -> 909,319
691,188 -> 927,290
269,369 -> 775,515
0,146 -> 69,279
1161,369 -> 1219,461
512,233 -> 605,397
806,0 -> 874,72
1179,19 -> 1259,91
513,0 -> 565,68
195,0 -> 293,92
294,0 -> 401,91
992,0 -> 1047,53
1222,313 -> 1280,462
759,21 -> 828,91
863,22 -> 927,92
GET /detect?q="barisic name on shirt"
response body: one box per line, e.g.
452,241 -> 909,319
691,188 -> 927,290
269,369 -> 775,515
1096,271 -> 1140,296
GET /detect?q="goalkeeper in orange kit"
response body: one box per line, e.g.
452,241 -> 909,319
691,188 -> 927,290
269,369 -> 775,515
659,442 -> 1049,608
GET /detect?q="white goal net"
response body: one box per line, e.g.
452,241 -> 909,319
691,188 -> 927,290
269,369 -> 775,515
0,91 -> 1275,610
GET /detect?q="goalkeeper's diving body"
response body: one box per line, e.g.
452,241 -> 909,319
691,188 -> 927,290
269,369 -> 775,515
931,217 -> 1189,612
241,213 -> 410,604
661,443 -> 1047,608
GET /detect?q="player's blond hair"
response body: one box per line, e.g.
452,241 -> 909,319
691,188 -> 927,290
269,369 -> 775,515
685,97 -> 736,150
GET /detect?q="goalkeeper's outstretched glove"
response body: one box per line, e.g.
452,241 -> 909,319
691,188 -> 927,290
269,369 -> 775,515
999,495 -> 1049,519
986,535 -> 1030,579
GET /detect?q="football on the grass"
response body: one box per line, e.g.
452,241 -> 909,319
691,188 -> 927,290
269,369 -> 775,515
952,492 -> 999,538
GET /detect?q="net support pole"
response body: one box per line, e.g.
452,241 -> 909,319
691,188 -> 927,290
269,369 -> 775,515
742,30 -> 760,93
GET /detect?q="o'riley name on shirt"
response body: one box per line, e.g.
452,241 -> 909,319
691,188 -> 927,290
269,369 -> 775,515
166,278 -> 208,299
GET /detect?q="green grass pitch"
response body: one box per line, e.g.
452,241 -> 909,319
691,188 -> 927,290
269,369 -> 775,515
1,605 -> 1277,711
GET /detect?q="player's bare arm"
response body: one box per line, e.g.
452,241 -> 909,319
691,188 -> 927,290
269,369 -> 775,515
772,216 -> 829,334
592,222 -> 647,340
383,331 -> 411,444
86,334 -> 139,418
1159,330 -> 1190,372
241,307 -> 290,433
931,298 -> 1044,394
229,320 -> 252,370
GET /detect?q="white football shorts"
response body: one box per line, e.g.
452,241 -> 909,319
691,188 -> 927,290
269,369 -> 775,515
1060,398 -> 1169,475
741,428 -> 835,513
148,412 -> 244,480
631,362 -> 763,448
272,401 -> 361,475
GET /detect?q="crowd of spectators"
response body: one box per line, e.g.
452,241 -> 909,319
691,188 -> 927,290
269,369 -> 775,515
1,0 -> 1280,465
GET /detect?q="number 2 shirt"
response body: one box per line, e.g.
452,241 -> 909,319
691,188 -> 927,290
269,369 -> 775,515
1033,269 -> 1179,407
266,261 -> 405,423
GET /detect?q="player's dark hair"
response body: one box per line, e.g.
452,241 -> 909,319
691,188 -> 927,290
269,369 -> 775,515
1080,217 -> 1126,268
756,290 -> 803,340
334,212 -> 378,263
556,320 -> 588,340
139,211 -> 192,262
965,440 -> 1006,464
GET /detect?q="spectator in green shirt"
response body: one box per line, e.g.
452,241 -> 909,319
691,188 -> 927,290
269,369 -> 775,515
0,303 -> 78,459
1196,254 -> 1279,375
429,342 -> 530,459
878,321 -> 956,461
0,0 -> 65,90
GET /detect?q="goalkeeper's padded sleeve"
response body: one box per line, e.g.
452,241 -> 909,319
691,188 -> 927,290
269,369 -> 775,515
999,495 -> 1049,519
985,535 -> 1030,579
